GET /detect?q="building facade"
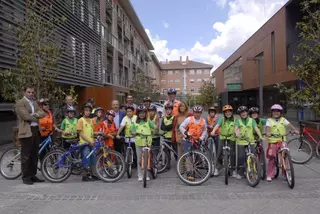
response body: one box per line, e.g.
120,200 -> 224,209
159,56 -> 213,97
212,0 -> 315,120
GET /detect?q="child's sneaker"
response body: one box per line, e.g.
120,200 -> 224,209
138,176 -> 143,182
214,168 -> 219,176
267,176 -> 272,182
232,171 -> 237,178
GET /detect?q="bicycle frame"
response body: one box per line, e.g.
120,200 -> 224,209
38,135 -> 53,154
161,139 -> 178,157
124,137 -> 134,164
299,122 -> 318,146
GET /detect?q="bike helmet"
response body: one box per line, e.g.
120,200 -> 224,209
94,107 -> 104,114
222,105 -> 233,112
193,105 -> 203,112
167,88 -> 177,95
66,106 -> 76,113
136,105 -> 147,112
249,107 -> 259,115
271,104 -> 283,111
106,110 -> 116,117
237,106 -> 248,114
83,103 -> 93,110
208,106 -> 216,113
125,104 -> 135,111
165,102 -> 174,109
143,97 -> 152,102
88,97 -> 95,104
149,105 -> 157,111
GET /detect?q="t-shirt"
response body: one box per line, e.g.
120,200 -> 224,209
235,118 -> 257,128
259,118 -> 267,126
266,118 -> 290,127
76,117 -> 91,131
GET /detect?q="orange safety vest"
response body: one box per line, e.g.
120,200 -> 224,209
186,117 -> 205,141
103,121 -> 117,149
164,100 -> 181,116
207,115 -> 221,134
39,110 -> 54,137
92,117 -> 104,133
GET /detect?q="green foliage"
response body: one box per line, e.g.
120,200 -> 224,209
129,71 -> 160,104
0,0 -> 67,102
198,81 -> 218,108
277,0 -> 320,116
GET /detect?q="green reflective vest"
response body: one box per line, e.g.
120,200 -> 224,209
268,117 -> 286,143
134,121 -> 152,147
124,115 -> 137,137
163,116 -> 174,139
62,118 -> 78,139
237,118 -> 255,145
220,118 -> 235,141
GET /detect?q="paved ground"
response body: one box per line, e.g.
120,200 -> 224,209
1,144 -> 320,214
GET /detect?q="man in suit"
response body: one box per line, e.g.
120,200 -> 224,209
61,95 -> 78,118
15,86 -> 46,185
110,100 -> 125,154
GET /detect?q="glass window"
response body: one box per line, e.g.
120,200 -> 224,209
190,79 -> 194,83
204,69 -> 210,74
168,80 -> 173,84
168,70 -> 173,75
161,80 -> 166,84
190,87 -> 196,92
175,79 -> 180,83
197,69 -> 202,74
161,71 -> 166,75
175,70 -> 180,75
189,70 -> 195,75
197,78 -> 202,82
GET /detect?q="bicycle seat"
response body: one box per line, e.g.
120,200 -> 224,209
64,139 -> 79,144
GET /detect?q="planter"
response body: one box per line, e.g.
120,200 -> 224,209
12,127 -> 21,147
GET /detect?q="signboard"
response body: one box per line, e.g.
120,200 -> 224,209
227,83 -> 242,91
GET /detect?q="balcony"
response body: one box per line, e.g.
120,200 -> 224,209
124,58 -> 129,68
117,41 -> 124,54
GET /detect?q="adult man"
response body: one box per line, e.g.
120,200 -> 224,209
164,88 -> 181,116
15,86 -> 46,185
126,95 -> 137,109
62,95 -> 78,118
108,100 -> 125,154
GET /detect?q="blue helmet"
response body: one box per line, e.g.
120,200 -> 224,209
167,88 -> 177,95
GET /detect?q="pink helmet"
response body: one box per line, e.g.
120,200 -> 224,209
271,104 -> 283,111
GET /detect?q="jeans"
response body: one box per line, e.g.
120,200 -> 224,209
182,140 -> 192,152
135,146 -> 143,178
81,145 -> 96,169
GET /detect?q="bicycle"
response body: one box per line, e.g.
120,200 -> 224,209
122,136 -> 135,179
237,137 -> 261,187
176,134 -> 211,186
219,134 -> 236,185
40,134 -> 125,183
0,132 -> 63,180
204,136 -> 218,177
287,121 -> 318,164
270,132 -> 295,189
136,133 -> 158,188
255,138 -> 266,180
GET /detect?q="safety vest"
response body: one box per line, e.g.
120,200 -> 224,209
220,118 -> 235,141
268,117 -> 286,143
164,100 -> 180,116
92,117 -> 104,133
186,116 -> 205,141
207,115 -> 220,134
163,115 -> 174,138
134,121 -> 152,147
237,118 -> 255,145
39,111 -> 54,137
62,118 -> 78,139
79,118 -> 94,144
123,115 -> 137,137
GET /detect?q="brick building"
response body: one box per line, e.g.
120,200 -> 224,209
159,56 -> 213,97
211,0 -> 316,120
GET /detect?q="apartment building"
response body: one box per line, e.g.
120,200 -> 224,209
159,56 -> 213,96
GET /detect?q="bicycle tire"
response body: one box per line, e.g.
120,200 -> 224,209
315,142 -> 320,159
143,149 -> 148,188
274,155 -> 280,179
41,150 -> 72,183
156,149 -> 169,174
126,148 -> 132,179
95,151 -> 125,183
258,146 -> 266,180
151,149 -> 158,179
176,150 -> 211,186
245,155 -> 261,188
224,150 -> 229,185
283,151 -> 295,189
0,147 -> 22,180
208,138 -> 215,177
287,137 -> 313,164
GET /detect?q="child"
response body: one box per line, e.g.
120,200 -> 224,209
161,103 -> 176,169
210,105 -> 236,177
249,107 -> 267,140
234,106 -> 263,179
131,105 -> 155,182
92,107 -> 104,136
265,104 -> 299,181
102,110 -> 117,150
77,103 -> 97,181
149,105 -> 160,150
61,106 -> 78,150
206,106 -> 220,176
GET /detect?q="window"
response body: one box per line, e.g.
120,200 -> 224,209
168,80 -> 173,84
189,70 -> 195,75
175,70 -> 180,75
190,87 -> 196,92
161,71 -> 166,75
204,69 -> 210,74
197,78 -> 202,82
175,79 -> 180,83
71,36 -> 76,57
190,79 -> 195,83
176,88 -> 180,91
101,25 -> 105,39
271,31 -> 275,72
168,70 -> 173,75
161,80 -> 166,84
212,77 -> 216,87
81,42 -> 86,73
197,69 -> 202,74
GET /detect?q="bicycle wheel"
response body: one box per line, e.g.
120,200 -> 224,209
287,137 -> 313,164
176,150 -> 211,186
0,148 -> 22,180
245,155 -> 261,188
156,148 -> 169,173
274,155 -> 280,179
283,151 -> 295,189
208,138 -> 216,177
315,142 -> 320,159
41,150 -> 72,183
257,146 -> 266,180
150,149 -> 158,179
224,150 -> 229,185
143,149 -> 148,188
126,148 -> 132,179
96,150 -> 125,183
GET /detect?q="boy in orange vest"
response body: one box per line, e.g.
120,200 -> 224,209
102,110 -> 117,150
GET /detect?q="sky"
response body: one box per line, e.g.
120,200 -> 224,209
130,0 -> 289,70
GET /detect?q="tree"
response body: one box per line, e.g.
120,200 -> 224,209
198,81 -> 218,108
277,0 -> 320,116
129,71 -> 160,104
